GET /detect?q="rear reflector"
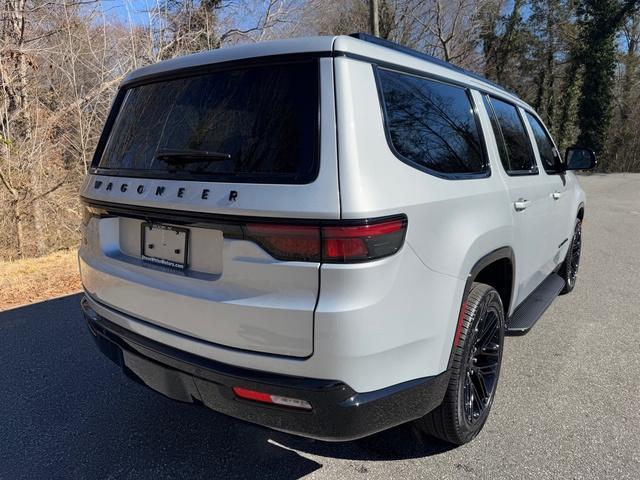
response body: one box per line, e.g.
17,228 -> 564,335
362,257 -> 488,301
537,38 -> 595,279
453,300 -> 468,348
232,387 -> 312,410
244,215 -> 407,263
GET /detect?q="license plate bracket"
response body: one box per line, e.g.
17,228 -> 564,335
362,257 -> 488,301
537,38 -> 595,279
141,222 -> 189,270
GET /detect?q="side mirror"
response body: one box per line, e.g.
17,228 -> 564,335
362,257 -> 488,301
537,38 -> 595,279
565,147 -> 596,171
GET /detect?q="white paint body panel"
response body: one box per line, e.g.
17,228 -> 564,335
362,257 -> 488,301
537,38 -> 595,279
81,219 -> 319,357
79,35 -> 586,392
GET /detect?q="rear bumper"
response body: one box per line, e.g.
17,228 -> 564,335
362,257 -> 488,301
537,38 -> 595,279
81,296 -> 449,441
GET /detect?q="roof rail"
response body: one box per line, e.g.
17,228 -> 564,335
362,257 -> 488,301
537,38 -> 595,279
348,32 -> 513,97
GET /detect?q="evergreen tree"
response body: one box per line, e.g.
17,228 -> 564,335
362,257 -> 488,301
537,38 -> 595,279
479,0 -> 529,92
574,0 -> 639,156
527,0 -> 575,133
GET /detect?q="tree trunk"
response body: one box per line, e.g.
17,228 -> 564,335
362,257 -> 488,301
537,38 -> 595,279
3,0 -> 38,256
369,0 -> 380,36
31,171 -> 45,256
556,57 -> 580,149
495,0 -> 523,85
14,202 -> 25,259
575,0 -> 639,157
607,14 -> 639,166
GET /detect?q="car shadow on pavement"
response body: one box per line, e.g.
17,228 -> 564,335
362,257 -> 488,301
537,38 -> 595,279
0,294 -> 451,480
271,423 -> 454,461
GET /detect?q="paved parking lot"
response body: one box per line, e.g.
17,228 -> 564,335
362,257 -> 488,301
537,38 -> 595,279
1,174 -> 639,479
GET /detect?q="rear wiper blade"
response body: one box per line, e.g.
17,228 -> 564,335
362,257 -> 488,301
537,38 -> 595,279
155,148 -> 231,163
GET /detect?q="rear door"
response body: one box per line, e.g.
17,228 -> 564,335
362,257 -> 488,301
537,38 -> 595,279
482,95 -> 556,305
79,57 -> 339,358
524,111 -> 574,263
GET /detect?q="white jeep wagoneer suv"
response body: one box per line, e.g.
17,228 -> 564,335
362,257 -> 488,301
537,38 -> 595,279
79,33 -> 596,445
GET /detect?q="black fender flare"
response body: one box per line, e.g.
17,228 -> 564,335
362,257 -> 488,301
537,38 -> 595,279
446,247 -> 515,369
464,246 -> 515,306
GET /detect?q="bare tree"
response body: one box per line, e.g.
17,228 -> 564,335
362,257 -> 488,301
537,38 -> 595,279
0,1 -> 134,258
606,12 -> 640,171
0,0 -> 639,260
410,0 -> 483,68
1,0 -> 46,257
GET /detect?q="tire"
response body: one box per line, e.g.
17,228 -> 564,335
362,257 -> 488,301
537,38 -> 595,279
415,282 -> 505,445
559,218 -> 582,295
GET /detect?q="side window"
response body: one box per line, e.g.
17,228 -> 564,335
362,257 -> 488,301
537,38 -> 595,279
482,96 -> 509,173
377,68 -> 487,177
525,112 -> 560,173
483,96 -> 537,175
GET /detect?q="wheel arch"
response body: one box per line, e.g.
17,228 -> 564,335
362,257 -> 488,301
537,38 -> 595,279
464,247 -> 515,314
447,247 -> 515,369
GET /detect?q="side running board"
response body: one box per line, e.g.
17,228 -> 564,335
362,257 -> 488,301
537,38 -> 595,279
505,273 -> 565,336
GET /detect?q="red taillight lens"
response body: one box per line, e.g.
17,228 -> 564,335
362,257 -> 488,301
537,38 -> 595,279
244,223 -> 321,262
323,218 -> 407,262
324,236 -> 368,259
243,216 -> 407,263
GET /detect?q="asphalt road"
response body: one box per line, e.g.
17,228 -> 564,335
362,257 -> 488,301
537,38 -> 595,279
1,173 -> 639,480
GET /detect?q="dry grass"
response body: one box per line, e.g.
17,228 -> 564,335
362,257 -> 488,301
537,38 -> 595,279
0,248 -> 81,311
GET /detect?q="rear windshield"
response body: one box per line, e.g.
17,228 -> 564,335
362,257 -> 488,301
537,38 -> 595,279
95,60 -> 319,184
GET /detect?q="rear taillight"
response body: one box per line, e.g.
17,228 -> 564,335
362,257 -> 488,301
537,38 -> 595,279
244,223 -> 321,262
244,216 -> 407,263
323,218 -> 407,262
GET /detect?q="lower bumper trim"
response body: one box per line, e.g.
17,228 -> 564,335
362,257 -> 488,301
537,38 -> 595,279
82,296 -> 449,441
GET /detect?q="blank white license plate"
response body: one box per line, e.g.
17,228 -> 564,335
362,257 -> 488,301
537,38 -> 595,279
141,223 -> 189,269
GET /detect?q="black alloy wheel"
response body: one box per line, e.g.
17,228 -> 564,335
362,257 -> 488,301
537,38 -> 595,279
417,282 -> 504,445
560,218 -> 582,294
462,301 -> 501,425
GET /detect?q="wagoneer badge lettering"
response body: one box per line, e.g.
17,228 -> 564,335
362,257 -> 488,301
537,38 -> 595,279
92,180 -> 241,202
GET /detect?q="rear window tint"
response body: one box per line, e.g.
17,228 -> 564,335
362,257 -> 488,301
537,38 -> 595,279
95,60 -> 319,184
377,68 -> 487,177
483,96 -> 537,175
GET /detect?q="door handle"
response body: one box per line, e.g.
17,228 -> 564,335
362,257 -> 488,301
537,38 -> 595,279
552,191 -> 562,200
514,199 -> 531,211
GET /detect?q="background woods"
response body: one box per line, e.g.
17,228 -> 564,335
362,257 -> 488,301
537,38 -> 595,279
0,0 -> 639,261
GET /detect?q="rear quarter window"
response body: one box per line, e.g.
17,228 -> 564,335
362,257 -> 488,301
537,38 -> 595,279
94,60 -> 319,184
376,68 -> 488,178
